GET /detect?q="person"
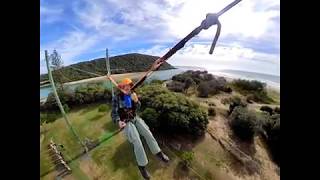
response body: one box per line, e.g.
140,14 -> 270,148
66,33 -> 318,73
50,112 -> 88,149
109,59 -> 169,179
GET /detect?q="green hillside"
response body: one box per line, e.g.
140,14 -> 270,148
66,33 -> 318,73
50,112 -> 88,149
40,53 -> 175,83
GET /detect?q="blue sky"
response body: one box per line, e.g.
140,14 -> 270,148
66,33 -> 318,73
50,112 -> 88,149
40,0 -> 280,76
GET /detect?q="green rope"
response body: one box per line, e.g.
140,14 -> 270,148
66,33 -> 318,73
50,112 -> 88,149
45,50 -> 88,153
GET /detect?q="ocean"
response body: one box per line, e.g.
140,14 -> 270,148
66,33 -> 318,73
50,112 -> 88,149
40,67 -> 280,99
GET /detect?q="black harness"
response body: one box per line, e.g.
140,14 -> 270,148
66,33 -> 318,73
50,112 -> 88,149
117,93 -> 137,122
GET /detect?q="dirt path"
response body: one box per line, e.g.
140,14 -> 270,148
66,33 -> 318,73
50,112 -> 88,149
207,107 -> 280,180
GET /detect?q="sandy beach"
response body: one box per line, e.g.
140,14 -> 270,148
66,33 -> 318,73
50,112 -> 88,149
63,70 -> 280,93
64,71 -> 147,86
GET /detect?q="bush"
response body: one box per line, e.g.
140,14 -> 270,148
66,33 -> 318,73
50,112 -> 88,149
167,81 -> 185,92
140,108 -> 160,128
208,108 -> 216,116
197,82 -> 210,97
228,96 -> 247,115
40,112 -> 61,124
231,79 -> 273,104
137,84 -> 208,136
230,106 -> 258,141
232,79 -> 266,93
251,91 -> 274,104
149,79 -> 163,84
41,82 -> 112,111
274,107 -> 280,114
260,106 -> 274,115
222,87 -> 233,93
63,104 -> 70,113
98,104 -> 108,112
180,151 -> 194,167
262,114 -> 280,165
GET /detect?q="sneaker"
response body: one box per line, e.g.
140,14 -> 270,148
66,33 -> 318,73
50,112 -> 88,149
156,151 -> 170,163
138,166 -> 151,180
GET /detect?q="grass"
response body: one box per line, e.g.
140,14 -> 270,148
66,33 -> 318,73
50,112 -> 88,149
267,88 -> 280,105
41,102 -> 242,180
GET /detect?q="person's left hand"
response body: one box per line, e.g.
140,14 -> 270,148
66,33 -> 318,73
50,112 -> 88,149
131,92 -> 139,102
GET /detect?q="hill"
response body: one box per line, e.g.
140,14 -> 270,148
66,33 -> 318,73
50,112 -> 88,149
40,53 -> 175,83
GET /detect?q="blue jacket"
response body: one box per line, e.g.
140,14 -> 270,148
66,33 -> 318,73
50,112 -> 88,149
111,93 -> 141,123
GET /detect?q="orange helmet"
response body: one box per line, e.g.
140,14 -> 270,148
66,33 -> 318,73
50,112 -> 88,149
118,78 -> 133,89
121,78 -> 133,85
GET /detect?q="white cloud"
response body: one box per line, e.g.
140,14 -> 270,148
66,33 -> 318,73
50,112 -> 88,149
162,0 -> 279,41
40,0 -> 279,75
137,43 -> 279,75
40,30 -> 99,66
40,6 -> 64,24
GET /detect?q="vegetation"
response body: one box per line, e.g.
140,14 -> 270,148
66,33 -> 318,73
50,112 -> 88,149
167,81 -> 185,92
229,104 -> 280,165
98,104 -> 108,112
274,107 -> 280,114
180,151 -> 195,168
41,103 -> 236,180
40,82 -> 112,113
231,79 -> 274,104
208,108 -> 216,116
49,50 -> 64,89
229,106 -> 259,141
168,70 -> 229,97
137,84 -> 208,136
260,106 -> 274,115
262,113 -> 280,166
40,53 -> 175,83
225,96 -> 247,115
40,112 -> 61,124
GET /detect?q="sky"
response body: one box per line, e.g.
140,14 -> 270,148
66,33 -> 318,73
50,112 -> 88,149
40,0 -> 280,76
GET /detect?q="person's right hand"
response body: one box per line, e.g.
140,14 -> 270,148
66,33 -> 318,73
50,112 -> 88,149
152,58 -> 164,71
118,121 -> 126,129
106,74 -> 111,80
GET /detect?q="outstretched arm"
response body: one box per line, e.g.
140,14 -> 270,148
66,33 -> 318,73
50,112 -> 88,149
106,74 -> 128,94
131,58 -> 164,90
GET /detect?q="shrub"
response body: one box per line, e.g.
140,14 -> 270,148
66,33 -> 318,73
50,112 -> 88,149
140,108 -> 160,128
262,114 -> 280,165
40,112 -> 61,124
251,91 -> 274,104
197,82 -> 210,98
41,82 -> 112,111
230,106 -> 258,141
180,151 -> 194,167
137,84 -> 208,136
63,104 -> 70,113
222,87 -> 233,93
274,107 -> 280,114
167,81 -> 185,92
228,96 -> 247,115
208,107 -> 216,116
232,79 -> 266,93
98,104 -> 108,112
149,79 -> 163,84
260,106 -> 274,115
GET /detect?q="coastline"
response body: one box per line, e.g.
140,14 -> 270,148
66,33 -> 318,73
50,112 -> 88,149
41,69 -> 280,100
64,71 -> 147,86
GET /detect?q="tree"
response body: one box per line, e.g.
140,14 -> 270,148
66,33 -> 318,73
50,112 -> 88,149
49,50 -> 64,89
50,50 -> 63,70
